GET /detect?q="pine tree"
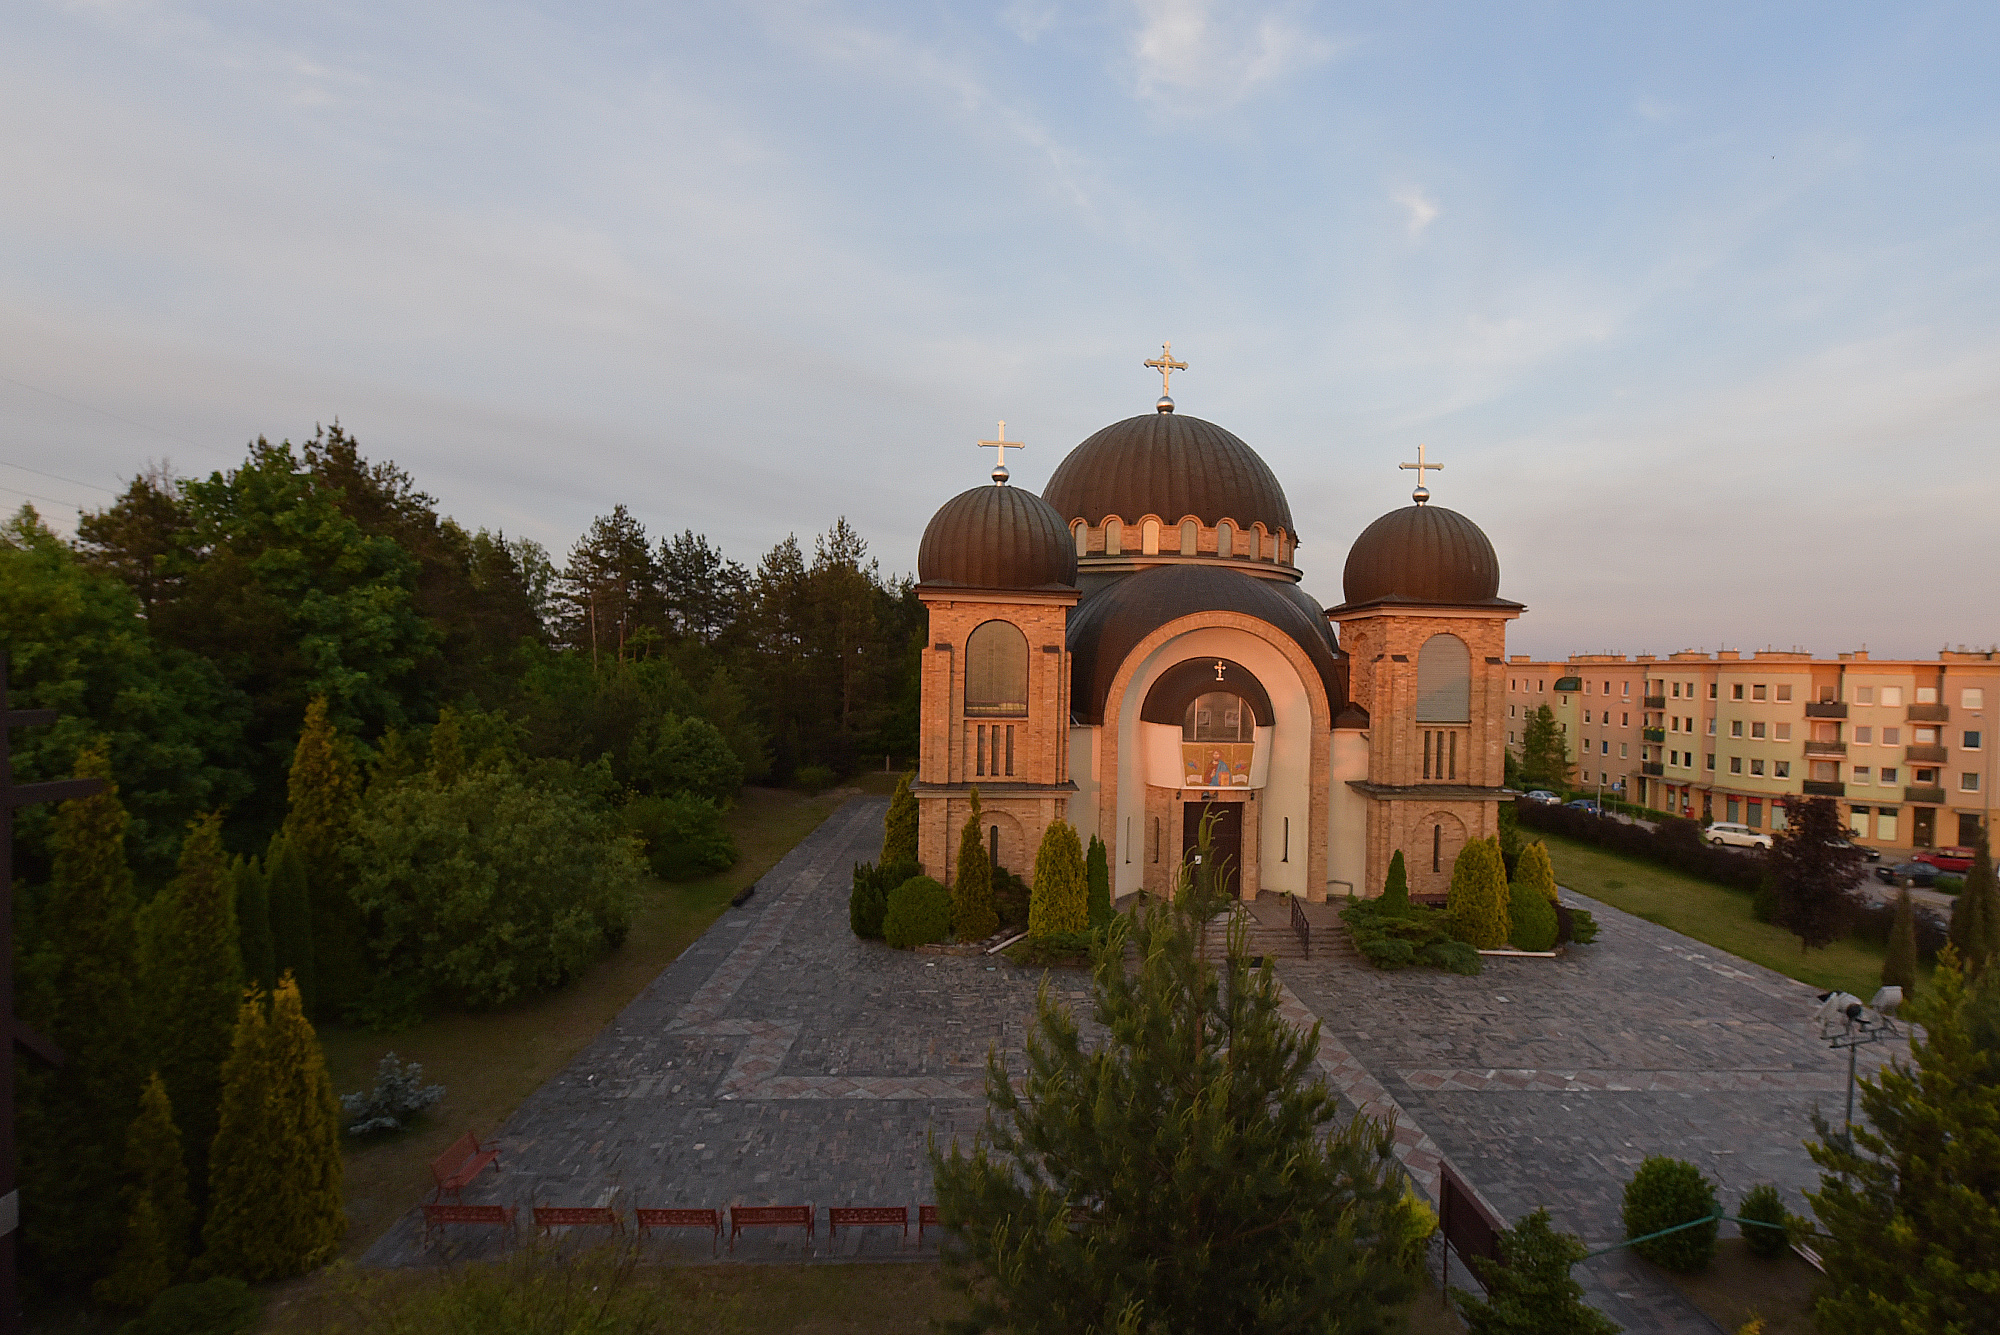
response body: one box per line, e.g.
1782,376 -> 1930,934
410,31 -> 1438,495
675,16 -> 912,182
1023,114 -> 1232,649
1448,837 -> 1510,950
1518,705 -> 1572,792
1453,1208 -> 1621,1335
284,696 -> 367,1010
264,833 -> 317,1018
952,789 -> 998,940
1086,833 -> 1112,929
883,771 -> 919,868
1029,819 -> 1088,938
1949,836 -> 1998,978
143,810 -> 243,1207
1806,948 -> 2000,1330
1515,840 -> 1560,903
18,746 -> 146,1286
204,976 -> 346,1280
1882,887 -> 1918,996
95,1073 -> 191,1308
1378,849 -> 1410,915
234,854 -> 276,994
931,898 -> 1417,1332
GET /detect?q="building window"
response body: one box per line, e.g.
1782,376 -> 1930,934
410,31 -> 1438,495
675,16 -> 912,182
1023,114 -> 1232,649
1963,773 -> 1981,793
1775,760 -> 1790,778
1853,766 -> 1871,784
1622,712 -> 1629,725
1748,801 -> 1763,828
1730,756 -> 1743,774
1850,806 -> 1869,836
1216,520 -> 1233,557
1856,686 -> 1875,704
1105,517 -> 1123,555
1882,727 -> 1901,746
976,724 -> 987,776
1539,680 -> 1545,692
1181,519 -> 1198,555
1916,767 -> 1939,785
1963,688 -> 1985,710
1965,731 -> 1982,750
1706,753 -> 1716,770
1918,687 -> 1938,705
1005,725 -> 1015,777
1620,742 -> 1628,758
1433,824 -> 1442,873
1601,740 -> 1610,755
1732,684 -> 1745,700
1282,816 -> 1290,862
1072,520 -> 1088,556
1881,686 -> 1903,707
1880,767 -> 1898,785
1727,797 -> 1740,821
1916,727 -> 1938,745
1707,718 -> 1717,735
1622,682 -> 1630,697
1141,518 -> 1160,555
1508,731 -> 1516,744
1775,723 -> 1792,741
1509,704 -> 1517,717
1416,634 -> 1472,722
1751,721 -> 1766,739
1731,720 -> 1744,738
1708,683 -> 1718,699
1185,691 -> 1255,742
965,620 -> 1030,717
1753,684 -> 1768,701
1750,759 -> 1765,776
1855,726 -> 1872,744
1584,709 -> 1592,723
1776,685 -> 1792,701
1877,809 -> 1898,841
1671,681 -> 1681,698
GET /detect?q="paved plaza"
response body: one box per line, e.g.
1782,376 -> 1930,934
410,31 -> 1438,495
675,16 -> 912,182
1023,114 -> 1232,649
367,796 -> 1895,1331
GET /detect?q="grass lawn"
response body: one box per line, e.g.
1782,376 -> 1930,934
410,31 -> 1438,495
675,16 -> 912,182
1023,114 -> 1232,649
322,777 -> 893,1258
1538,832 -> 1927,998
1659,1237 -> 1824,1335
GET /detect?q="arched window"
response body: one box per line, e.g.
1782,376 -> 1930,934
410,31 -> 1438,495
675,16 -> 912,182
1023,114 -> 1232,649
1105,517 -> 1123,556
1184,691 -> 1255,740
1072,520 -> 1088,557
1141,518 -> 1160,555
1415,634 -> 1471,722
1180,519 -> 1198,555
966,620 -> 1029,717
1216,520 -> 1234,558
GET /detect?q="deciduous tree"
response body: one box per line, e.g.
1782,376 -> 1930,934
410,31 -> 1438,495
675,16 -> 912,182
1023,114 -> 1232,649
1768,796 -> 1862,951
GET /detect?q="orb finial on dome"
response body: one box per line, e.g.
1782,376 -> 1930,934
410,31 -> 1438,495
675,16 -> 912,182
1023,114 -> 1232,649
1398,443 -> 1443,505
1144,342 -> 1187,413
977,420 -> 1024,486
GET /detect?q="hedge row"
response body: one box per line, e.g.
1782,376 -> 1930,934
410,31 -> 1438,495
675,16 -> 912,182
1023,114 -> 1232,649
1514,802 -> 1765,893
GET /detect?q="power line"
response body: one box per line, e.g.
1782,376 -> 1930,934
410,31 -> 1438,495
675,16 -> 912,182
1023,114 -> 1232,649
0,370 -> 226,458
0,482 -> 84,510
0,460 -> 117,495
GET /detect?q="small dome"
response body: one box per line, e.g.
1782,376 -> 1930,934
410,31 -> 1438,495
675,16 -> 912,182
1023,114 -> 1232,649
1339,504 -> 1508,608
1043,412 -> 1295,538
918,484 -> 1078,590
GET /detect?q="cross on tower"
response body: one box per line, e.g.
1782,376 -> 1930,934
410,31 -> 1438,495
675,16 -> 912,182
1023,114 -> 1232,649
1144,341 -> 1188,404
1399,443 -> 1444,504
977,420 -> 1024,484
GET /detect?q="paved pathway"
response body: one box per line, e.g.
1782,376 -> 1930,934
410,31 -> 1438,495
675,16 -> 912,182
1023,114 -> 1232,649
367,797 -> 1901,1332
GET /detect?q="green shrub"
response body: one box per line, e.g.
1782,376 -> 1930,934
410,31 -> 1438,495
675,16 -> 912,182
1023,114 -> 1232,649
1378,849 -> 1410,916
1751,874 -> 1779,923
624,714 -> 743,801
953,792 -> 998,940
1447,837 -> 1510,949
1736,1183 -> 1790,1260
1507,880 -> 1559,952
1566,906 -> 1600,945
1934,873 -> 1964,895
1340,897 -> 1481,976
849,858 -> 917,940
126,1277 -> 258,1335
1086,835 -> 1112,929
793,764 -> 837,792
1029,819 -> 1089,938
1514,841 -> 1559,903
339,1052 -> 444,1135
1454,1207 -> 1619,1335
882,773 -> 918,866
623,793 -> 738,881
1621,1155 -> 1719,1273
993,866 -> 1031,930
883,876 -> 954,948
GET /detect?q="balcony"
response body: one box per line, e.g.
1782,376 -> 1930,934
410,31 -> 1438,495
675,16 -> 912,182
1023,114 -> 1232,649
1642,727 -> 1666,743
1802,780 -> 1846,797
1803,740 -> 1847,757
1908,703 -> 1949,722
1643,695 -> 1667,710
1904,785 -> 1947,805
1805,702 -> 1848,719
1905,744 -> 1947,763
1642,761 -> 1664,776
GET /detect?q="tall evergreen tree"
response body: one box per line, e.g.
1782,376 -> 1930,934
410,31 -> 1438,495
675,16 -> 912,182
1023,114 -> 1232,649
1882,886 -> 1919,995
1448,837 -> 1510,950
142,810 -> 243,1205
264,832 -> 317,1018
1029,819 -> 1088,938
283,696 -> 366,1009
233,853 -> 276,994
1949,836 -> 1998,979
1517,704 -> 1572,792
1086,833 -> 1112,929
1378,849 -> 1410,915
953,789 -> 998,940
204,977 -> 346,1279
1769,796 -> 1863,951
1514,841 -> 1559,903
96,1073 -> 191,1309
931,898 -> 1416,1333
882,771 -> 919,868
1453,1208 -> 1621,1335
17,746 -> 145,1286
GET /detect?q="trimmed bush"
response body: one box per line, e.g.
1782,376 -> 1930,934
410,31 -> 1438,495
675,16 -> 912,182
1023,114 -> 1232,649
1736,1183 -> 1790,1260
1515,841 -> 1559,903
1507,880 -> 1559,952
993,866 -> 1031,930
1516,800 -> 1763,893
1378,849 -> 1410,916
1030,819 -> 1089,938
953,792 -> 999,940
1340,897 -> 1481,976
883,876 -> 954,948
849,858 -> 917,940
793,764 -> 837,792
1448,837 -> 1510,950
1621,1155 -> 1719,1273
1086,835 -> 1112,930
882,773 -> 918,867
126,1277 -> 258,1335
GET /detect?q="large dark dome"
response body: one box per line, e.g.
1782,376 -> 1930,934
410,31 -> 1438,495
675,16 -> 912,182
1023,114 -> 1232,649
1043,411 -> 1296,538
917,484 -> 1077,591
1337,504 -> 1512,609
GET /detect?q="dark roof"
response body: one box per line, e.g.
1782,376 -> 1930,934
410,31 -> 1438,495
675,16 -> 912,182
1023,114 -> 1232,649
1066,564 -> 1346,725
1042,411 -> 1296,538
1335,504 -> 1519,612
918,484 -> 1077,591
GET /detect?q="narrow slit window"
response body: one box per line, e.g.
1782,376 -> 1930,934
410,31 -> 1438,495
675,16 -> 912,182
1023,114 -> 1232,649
1433,824 -> 1442,873
1005,725 -> 1015,776
1282,816 -> 1290,863
976,724 -> 986,776
1449,731 -> 1458,780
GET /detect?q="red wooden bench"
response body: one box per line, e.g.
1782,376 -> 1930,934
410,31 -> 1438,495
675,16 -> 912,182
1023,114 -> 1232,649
636,1207 -> 723,1255
827,1206 -> 908,1245
918,1204 -> 941,1245
533,1205 -> 623,1237
431,1131 -> 501,1202
421,1202 -> 516,1246
730,1204 -> 814,1253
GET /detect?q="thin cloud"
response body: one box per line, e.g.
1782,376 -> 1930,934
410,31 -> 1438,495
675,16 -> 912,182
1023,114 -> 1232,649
1392,187 -> 1439,235
1128,0 -> 1339,110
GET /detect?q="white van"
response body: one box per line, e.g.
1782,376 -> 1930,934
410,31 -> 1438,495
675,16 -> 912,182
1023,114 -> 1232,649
1707,821 -> 1772,850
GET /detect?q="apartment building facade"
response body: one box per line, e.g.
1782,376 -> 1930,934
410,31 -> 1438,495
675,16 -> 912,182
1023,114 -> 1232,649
1503,656 -> 1646,802
1506,649 -> 2000,858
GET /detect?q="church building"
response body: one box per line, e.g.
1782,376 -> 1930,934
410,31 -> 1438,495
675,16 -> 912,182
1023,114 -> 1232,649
912,352 -> 1523,903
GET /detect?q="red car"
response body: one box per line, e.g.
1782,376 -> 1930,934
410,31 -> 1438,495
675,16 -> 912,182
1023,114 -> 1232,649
1913,846 -> 1976,874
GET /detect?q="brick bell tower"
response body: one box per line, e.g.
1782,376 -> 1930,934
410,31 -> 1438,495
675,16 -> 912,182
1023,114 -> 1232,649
1326,450 -> 1524,899
912,430 -> 1081,884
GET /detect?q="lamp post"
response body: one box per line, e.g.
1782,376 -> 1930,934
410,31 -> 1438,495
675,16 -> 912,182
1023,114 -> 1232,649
1815,988 -> 1902,1148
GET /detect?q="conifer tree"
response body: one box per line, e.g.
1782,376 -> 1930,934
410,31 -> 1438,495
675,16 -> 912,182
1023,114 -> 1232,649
264,833 -> 317,1018
283,696 -> 367,1009
1882,886 -> 1919,996
932,898 -> 1416,1332
1448,837 -> 1510,950
204,977 -> 346,1280
18,746 -> 145,1285
883,771 -> 919,868
1518,705 -> 1572,792
1949,836 -> 1998,978
952,789 -> 998,940
96,1073 -> 191,1308
234,854 -> 276,994
143,811 -> 242,1205
1086,833 -> 1112,929
1515,840 -> 1560,903
1807,948 -> 2000,1330
1378,849 -> 1410,916
1029,818 -> 1088,937
1453,1208 -> 1620,1335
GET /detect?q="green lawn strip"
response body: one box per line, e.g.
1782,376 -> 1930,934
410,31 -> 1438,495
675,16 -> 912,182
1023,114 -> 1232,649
323,783 -> 869,1256
1539,832 -> 1914,997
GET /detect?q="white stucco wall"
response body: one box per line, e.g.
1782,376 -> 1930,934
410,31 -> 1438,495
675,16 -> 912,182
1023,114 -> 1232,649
1068,725 -> 1100,846
1329,726 -> 1371,898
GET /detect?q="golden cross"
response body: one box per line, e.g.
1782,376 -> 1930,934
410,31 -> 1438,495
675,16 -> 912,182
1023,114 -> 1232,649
1399,443 -> 1443,502
1144,341 -> 1188,396
1213,660 -> 1228,682
977,420 -> 1024,483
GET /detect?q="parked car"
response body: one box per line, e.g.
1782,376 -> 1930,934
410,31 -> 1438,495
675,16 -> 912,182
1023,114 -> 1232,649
1913,846 -> 1976,874
1875,859 -> 1940,889
1707,821 -> 1773,850
1563,798 -> 1603,814
1829,839 -> 1881,863
1523,790 -> 1561,805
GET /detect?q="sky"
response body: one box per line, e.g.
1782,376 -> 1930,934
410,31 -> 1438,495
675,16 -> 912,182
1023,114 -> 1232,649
4,1 -> 1997,660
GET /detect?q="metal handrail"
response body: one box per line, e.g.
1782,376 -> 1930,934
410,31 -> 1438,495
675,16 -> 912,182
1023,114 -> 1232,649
1289,893 -> 1311,959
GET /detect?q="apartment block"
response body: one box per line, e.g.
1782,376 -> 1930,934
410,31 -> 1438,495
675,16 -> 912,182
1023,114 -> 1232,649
1503,656 -> 1646,801
1507,648 -> 2000,858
